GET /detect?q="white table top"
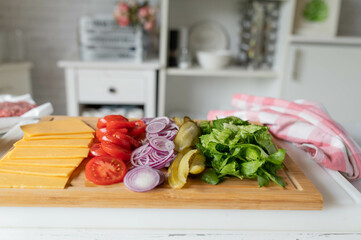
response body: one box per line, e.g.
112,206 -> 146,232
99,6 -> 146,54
1,122 -> 361,239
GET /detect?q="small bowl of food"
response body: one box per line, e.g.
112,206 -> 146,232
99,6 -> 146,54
196,50 -> 232,70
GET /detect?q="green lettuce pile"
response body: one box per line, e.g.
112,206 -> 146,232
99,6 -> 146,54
197,116 -> 286,188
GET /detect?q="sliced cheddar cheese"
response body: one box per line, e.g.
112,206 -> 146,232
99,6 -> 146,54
0,172 -> 69,189
0,158 -> 84,167
10,147 -> 90,159
0,164 -> 75,177
14,138 -> 93,148
21,118 -> 95,137
23,133 -> 94,140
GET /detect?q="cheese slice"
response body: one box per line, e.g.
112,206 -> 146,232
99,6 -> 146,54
21,118 -> 95,137
0,172 -> 69,189
14,138 -> 93,148
23,133 -> 94,140
0,164 -> 75,177
0,157 -> 84,167
10,147 -> 90,159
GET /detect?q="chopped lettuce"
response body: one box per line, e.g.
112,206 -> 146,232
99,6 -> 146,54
197,116 -> 287,188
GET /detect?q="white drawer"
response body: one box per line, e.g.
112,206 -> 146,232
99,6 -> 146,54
77,69 -> 147,104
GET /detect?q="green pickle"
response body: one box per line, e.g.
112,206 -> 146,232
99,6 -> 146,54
174,117 -> 200,152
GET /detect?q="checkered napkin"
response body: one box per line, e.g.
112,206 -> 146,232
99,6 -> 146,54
207,94 -> 361,180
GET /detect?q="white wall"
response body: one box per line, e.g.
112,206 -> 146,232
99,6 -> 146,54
0,0 -> 118,114
0,0 -> 360,115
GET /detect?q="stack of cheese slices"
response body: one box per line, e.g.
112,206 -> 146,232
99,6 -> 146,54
0,118 -> 94,189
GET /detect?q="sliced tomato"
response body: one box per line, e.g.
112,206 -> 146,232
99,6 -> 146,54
96,128 -> 110,140
89,143 -> 110,157
85,156 -> 127,185
117,128 -> 128,134
101,142 -> 132,161
135,132 -> 146,142
134,120 -> 145,126
96,127 -> 128,140
128,124 -> 146,137
114,132 -> 140,148
97,115 -> 128,129
101,133 -> 131,150
107,121 -> 136,129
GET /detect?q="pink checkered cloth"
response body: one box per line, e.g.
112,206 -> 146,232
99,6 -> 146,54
207,94 -> 361,180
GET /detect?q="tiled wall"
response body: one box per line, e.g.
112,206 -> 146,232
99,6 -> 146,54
0,0 -> 360,115
0,0 -> 117,114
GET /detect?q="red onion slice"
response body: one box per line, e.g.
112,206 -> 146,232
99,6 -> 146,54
149,136 -> 175,152
131,143 -> 151,159
130,116 -> 178,172
140,118 -> 153,124
124,166 -> 163,192
149,116 -> 170,126
146,122 -> 166,134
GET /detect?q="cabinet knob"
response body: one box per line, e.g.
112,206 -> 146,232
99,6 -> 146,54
108,87 -> 117,94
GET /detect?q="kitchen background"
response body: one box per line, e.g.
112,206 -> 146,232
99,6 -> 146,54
0,0 -> 360,122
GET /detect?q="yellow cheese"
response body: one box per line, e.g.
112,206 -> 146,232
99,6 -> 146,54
10,147 -> 90,159
21,118 -> 95,137
14,138 -> 93,148
23,133 -> 94,140
0,164 -> 75,177
0,158 -> 84,167
0,172 -> 69,189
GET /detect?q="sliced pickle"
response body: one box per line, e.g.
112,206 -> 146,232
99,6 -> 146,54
168,148 -> 189,189
177,149 -> 199,184
174,117 -> 200,152
189,154 -> 206,175
173,117 -> 184,127
168,149 -> 206,189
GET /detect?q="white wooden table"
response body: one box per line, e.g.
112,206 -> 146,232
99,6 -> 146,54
0,122 -> 361,239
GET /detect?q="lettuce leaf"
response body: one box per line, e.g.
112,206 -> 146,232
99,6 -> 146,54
198,116 -> 286,188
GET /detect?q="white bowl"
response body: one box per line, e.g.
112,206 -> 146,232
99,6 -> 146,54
196,50 -> 232,70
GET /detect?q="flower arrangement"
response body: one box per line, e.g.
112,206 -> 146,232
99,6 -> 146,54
114,0 -> 157,31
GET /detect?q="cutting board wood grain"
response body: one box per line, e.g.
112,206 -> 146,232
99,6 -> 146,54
0,116 -> 323,210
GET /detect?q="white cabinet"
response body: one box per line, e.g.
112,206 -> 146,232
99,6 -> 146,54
0,62 -> 33,95
77,69 -> 152,105
59,61 -> 158,118
282,43 -> 361,123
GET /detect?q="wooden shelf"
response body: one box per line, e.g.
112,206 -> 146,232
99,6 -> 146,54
289,35 -> 361,45
166,66 -> 278,78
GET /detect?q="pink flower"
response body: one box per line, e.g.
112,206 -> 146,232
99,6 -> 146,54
118,2 -> 129,13
117,15 -> 130,27
144,20 -> 155,31
138,6 -> 149,18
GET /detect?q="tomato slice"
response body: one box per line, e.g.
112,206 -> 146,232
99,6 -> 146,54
96,128 -> 110,140
101,142 -> 132,161
85,156 -> 127,185
97,115 -> 128,129
129,124 -> 146,137
101,133 -> 131,150
89,143 -> 110,157
107,121 -> 136,129
114,132 -> 140,148
96,127 -> 128,140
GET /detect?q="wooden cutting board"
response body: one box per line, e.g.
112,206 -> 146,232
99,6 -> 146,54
0,116 -> 323,210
